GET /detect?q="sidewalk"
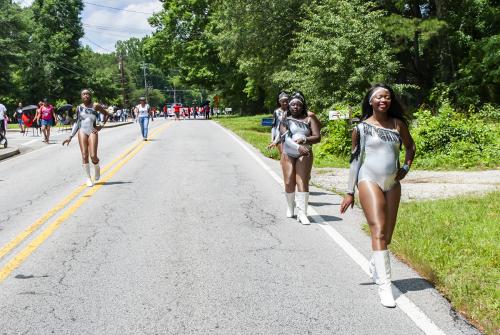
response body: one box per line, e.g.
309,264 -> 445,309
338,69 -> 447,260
0,121 -> 132,161
312,167 -> 500,201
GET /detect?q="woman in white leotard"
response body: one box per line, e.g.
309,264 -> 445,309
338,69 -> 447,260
268,91 -> 289,153
340,83 -> 415,308
279,92 -> 321,225
62,89 -> 113,187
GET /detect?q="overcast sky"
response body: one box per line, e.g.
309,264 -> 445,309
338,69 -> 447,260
15,0 -> 162,53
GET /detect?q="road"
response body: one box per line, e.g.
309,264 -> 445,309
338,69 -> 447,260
0,119 -> 480,334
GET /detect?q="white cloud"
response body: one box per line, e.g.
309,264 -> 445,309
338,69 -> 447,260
15,0 -> 163,53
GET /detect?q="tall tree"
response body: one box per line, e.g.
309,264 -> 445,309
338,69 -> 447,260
23,0 -> 84,102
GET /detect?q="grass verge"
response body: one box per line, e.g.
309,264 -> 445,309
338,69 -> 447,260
215,115 -> 349,167
390,192 -> 499,334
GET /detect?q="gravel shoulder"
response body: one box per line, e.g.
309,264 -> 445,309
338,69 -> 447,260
312,168 -> 500,202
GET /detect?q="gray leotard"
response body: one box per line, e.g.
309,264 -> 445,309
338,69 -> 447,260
347,121 -> 402,193
71,105 -> 98,136
282,117 -> 311,158
271,108 -> 286,144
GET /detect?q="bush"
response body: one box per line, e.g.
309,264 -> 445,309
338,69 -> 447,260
412,103 -> 499,169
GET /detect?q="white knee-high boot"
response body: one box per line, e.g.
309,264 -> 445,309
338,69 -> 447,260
93,162 -> 100,181
285,192 -> 295,218
82,163 -> 93,187
373,250 -> 396,308
296,192 -> 310,225
368,256 -> 382,284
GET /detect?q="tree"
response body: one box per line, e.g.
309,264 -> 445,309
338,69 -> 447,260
274,0 -> 399,110
23,0 -> 84,102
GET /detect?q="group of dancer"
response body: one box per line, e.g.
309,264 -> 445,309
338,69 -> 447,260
64,84 -> 415,309
270,84 -> 415,308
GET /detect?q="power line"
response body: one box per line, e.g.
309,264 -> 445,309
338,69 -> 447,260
82,37 -> 114,53
83,23 -> 152,34
83,1 -> 155,15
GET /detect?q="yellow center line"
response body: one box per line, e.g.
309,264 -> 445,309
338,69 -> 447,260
0,121 -> 172,262
0,122 -> 172,283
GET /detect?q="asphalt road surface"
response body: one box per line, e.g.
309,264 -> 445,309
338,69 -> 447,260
0,119 -> 480,334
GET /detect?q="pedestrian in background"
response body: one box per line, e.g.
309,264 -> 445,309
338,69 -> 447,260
34,98 -> 57,143
15,102 -> 25,133
340,83 -> 416,308
279,92 -> 321,225
0,102 -> 7,146
134,97 -> 152,140
62,89 -> 114,187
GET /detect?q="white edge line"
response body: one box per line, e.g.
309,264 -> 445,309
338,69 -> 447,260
214,121 -> 447,335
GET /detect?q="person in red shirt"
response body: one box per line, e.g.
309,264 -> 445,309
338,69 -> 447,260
173,103 -> 181,121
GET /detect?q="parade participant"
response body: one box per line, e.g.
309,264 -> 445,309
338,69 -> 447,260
62,89 -> 114,187
340,83 -> 415,308
173,103 -> 181,121
280,92 -> 321,224
268,91 -> 289,153
134,97 -> 153,140
34,98 -> 57,143
15,102 -> 25,133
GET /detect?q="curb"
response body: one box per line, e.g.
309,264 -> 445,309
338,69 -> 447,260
0,147 -> 20,161
103,121 -> 133,128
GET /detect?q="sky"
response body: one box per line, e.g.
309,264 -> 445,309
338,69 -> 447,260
15,0 -> 163,53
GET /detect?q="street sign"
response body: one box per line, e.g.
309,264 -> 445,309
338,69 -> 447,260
329,110 -> 349,120
225,108 -> 232,112
261,118 -> 273,126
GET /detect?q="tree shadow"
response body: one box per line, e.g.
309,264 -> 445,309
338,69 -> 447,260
310,201 -> 340,207
310,191 -> 329,196
311,215 -> 342,223
100,181 -> 133,186
392,277 -> 434,294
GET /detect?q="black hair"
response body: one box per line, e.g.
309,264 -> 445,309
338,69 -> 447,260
361,83 -> 407,125
289,91 -> 308,116
276,91 -> 290,107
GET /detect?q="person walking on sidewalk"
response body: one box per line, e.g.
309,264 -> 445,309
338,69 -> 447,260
340,83 -> 415,308
62,89 -> 114,187
280,92 -> 321,225
134,97 -> 153,140
34,98 -> 57,143
268,91 -> 289,154
0,102 -> 7,147
15,102 -> 25,133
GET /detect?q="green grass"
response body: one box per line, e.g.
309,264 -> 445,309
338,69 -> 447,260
215,115 -> 349,168
390,192 -> 500,334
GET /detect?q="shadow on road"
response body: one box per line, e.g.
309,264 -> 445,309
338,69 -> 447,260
100,181 -> 133,186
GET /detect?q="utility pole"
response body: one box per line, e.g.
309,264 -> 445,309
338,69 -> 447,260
141,62 -> 149,103
119,54 -> 126,107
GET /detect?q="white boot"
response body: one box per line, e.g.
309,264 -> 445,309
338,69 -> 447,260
368,256 -> 382,284
296,192 -> 311,225
82,164 -> 93,187
93,162 -> 101,181
373,250 -> 396,308
285,192 -> 295,218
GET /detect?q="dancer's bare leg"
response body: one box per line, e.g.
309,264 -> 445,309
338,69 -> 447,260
295,154 -> 313,192
358,181 -> 388,250
384,182 -> 401,246
78,131 -> 89,164
281,153 -> 296,193
88,132 -> 99,164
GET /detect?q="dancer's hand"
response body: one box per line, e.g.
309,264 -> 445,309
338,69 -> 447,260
340,194 -> 355,214
62,137 -> 72,146
298,145 -> 310,156
92,126 -> 103,134
395,168 -> 408,181
267,142 -> 276,149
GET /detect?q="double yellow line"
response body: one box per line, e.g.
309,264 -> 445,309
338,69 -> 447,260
0,122 -> 173,283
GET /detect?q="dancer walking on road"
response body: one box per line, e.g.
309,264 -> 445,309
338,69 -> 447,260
280,92 -> 321,225
62,89 -> 114,187
340,83 -> 416,308
134,97 -> 153,140
268,91 -> 289,154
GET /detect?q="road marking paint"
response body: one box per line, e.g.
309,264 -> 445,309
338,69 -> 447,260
0,122 -> 172,283
0,122 -> 172,262
215,121 -> 447,335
